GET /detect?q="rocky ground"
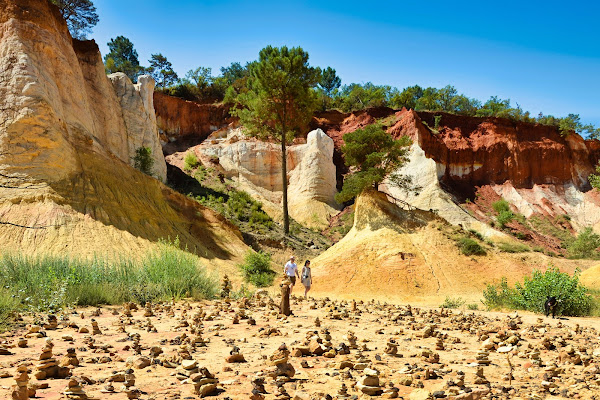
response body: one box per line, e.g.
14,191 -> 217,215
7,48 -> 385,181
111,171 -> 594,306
2,286 -> 600,400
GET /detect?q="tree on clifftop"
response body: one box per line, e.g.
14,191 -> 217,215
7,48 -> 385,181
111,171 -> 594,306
335,124 -> 412,203
104,36 -> 144,82
148,53 -> 178,89
51,0 -> 99,40
230,46 -> 321,235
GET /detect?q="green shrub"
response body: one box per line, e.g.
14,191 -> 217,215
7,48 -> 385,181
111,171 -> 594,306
458,237 -> 486,256
133,146 -> 154,176
238,251 -> 275,287
483,266 -> 592,316
467,303 -> 479,310
440,296 -> 465,309
492,199 -> 511,213
498,241 -> 530,253
567,227 -> 600,259
496,210 -> 515,228
184,152 -> 199,171
468,229 -> 484,241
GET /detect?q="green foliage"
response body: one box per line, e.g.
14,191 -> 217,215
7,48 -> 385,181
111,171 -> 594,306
148,53 -> 178,88
497,241 -> 530,253
458,237 -> 486,256
133,146 -> 154,176
483,266 -> 592,316
51,0 -> 99,39
468,229 -> 484,241
104,36 -> 144,82
334,82 -> 392,112
238,251 -> 275,287
336,124 -> 411,203
230,46 -> 320,234
440,296 -> 465,309
492,199 -> 514,228
183,152 -> 199,171
320,67 -> 342,97
467,303 -> 479,310
433,115 -> 442,130
588,162 -> 600,190
567,227 -> 600,259
0,240 -> 217,317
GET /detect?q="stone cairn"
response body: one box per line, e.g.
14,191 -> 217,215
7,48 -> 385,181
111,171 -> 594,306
345,331 -> 358,349
0,341 -> 13,355
59,347 -> 80,367
91,319 -> 101,335
35,338 -> 69,380
176,359 -> 199,381
356,367 -> 383,396
250,376 -> 267,400
17,338 -> 27,348
225,346 -> 246,363
191,366 -> 219,397
336,383 -> 351,399
382,381 -> 400,398
64,377 -> 89,399
267,344 -> 295,382
221,274 -> 232,298
43,314 -> 58,330
11,363 -> 34,400
143,302 -> 154,317
384,339 -> 399,357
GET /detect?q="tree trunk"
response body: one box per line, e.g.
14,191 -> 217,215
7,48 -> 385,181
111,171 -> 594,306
281,131 -> 289,235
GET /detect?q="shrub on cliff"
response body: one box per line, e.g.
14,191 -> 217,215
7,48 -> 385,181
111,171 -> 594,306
458,237 -> 486,256
567,227 -> 600,259
133,146 -> 154,176
238,251 -> 275,287
184,152 -> 199,171
483,266 -> 592,316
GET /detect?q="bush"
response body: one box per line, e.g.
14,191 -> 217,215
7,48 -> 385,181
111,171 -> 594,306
467,303 -> 479,310
496,210 -> 515,228
458,237 -> 486,256
567,227 -> 600,259
184,152 -> 199,171
468,229 -> 484,241
133,146 -> 154,176
483,266 -> 592,316
498,241 -> 530,253
238,251 -> 275,287
492,199 -> 511,213
440,297 -> 465,309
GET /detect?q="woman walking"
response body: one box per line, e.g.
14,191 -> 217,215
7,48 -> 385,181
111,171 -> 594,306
301,260 -> 312,298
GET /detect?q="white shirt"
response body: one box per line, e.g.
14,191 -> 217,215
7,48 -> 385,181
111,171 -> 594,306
284,261 -> 297,277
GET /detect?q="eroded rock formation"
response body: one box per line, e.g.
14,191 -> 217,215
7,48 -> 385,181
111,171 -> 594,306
154,92 -> 232,145
192,128 -> 339,229
0,0 -> 246,264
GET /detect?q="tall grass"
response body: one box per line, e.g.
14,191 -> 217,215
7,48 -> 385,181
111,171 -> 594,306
0,240 -> 217,323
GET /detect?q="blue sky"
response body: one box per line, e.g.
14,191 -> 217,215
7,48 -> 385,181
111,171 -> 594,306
92,1 -> 600,127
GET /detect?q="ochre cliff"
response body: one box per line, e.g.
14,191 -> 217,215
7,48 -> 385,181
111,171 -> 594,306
0,0 -> 247,268
154,92 -> 232,144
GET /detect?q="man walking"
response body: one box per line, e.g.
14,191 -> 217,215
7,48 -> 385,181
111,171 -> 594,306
284,256 -> 300,292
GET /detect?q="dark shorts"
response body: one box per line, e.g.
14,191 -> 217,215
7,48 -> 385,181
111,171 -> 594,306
288,276 -> 296,285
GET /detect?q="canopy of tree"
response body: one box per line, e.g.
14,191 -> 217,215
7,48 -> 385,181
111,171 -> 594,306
51,0 -> 99,40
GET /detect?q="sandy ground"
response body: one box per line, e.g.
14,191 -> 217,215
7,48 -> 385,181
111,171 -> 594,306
2,287 -> 600,400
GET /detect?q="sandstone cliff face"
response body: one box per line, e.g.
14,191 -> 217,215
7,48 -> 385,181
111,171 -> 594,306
154,92 -> 232,144
190,128 -> 339,229
0,0 -> 246,266
109,73 -> 167,181
312,108 -> 600,233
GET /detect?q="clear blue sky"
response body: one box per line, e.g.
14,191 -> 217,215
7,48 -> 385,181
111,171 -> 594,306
92,0 -> 600,128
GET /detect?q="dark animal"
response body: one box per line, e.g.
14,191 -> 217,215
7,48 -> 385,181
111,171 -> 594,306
544,296 -> 558,318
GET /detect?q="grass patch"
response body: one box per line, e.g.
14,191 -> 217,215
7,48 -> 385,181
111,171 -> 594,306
497,241 -> 530,253
483,266 -> 592,316
238,250 -> 276,287
184,151 -> 199,172
458,237 -> 486,256
0,239 -> 217,322
440,296 -> 465,309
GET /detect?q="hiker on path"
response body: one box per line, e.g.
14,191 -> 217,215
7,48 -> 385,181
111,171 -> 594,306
284,256 -> 299,292
301,260 -> 312,298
